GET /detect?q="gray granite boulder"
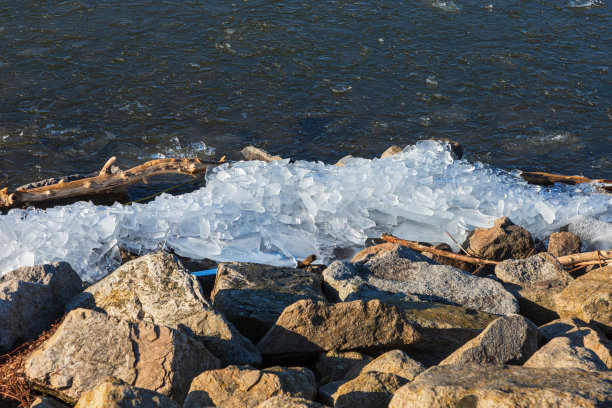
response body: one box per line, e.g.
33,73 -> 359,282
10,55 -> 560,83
67,252 -> 260,366
495,253 -> 572,285
183,365 -> 316,408
211,262 -> 326,342
24,308 -> 219,404
439,315 -> 538,365
390,365 -> 612,408
0,262 -> 83,352
74,378 -> 179,408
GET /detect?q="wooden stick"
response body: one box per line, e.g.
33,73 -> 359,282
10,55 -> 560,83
556,250 -> 612,267
520,171 -> 612,192
297,254 -> 317,269
0,157 -> 223,210
381,233 -> 499,266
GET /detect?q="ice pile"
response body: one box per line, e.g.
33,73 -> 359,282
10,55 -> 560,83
1,140 -> 611,282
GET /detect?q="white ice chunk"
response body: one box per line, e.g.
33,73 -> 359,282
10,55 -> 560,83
0,141 -> 610,282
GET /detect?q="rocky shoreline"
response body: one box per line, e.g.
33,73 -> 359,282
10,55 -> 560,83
1,208 -> 611,407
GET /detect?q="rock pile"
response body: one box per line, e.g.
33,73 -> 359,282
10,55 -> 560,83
1,215 -> 611,407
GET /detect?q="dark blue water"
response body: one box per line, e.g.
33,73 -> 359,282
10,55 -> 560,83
0,0 -> 610,191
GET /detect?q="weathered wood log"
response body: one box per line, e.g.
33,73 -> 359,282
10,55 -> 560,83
555,250 -> 612,267
520,171 -> 612,192
0,157 -> 223,211
381,233 -> 499,267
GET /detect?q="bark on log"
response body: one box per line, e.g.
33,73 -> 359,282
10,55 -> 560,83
520,172 -> 612,192
555,250 -> 612,267
0,157 -> 223,210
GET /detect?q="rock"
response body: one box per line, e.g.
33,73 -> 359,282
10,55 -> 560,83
317,381 -> 344,406
502,281 -> 564,326
24,308 -> 219,404
462,217 -> 534,261
211,262 -> 326,342
555,266 -> 612,336
257,299 -> 420,358
495,253 -> 573,286
548,231 -> 581,257
439,315 -> 538,365
539,317 -> 612,369
315,350 -> 372,382
349,243 -> 435,265
67,252 -> 260,366
240,146 -> 282,162
74,378 -> 179,408
323,257 -> 519,315
182,365 -> 317,408
30,397 -> 70,408
333,371 -> 406,408
345,350 -> 425,381
524,337 -> 609,372
380,145 -> 403,159
0,262 -> 83,352
255,396 -> 329,408
389,365 -> 612,408
422,243 -> 476,273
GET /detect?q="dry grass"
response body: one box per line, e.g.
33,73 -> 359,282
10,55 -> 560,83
0,319 -> 62,408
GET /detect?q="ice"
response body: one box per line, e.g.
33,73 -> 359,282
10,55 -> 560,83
0,140 -> 611,282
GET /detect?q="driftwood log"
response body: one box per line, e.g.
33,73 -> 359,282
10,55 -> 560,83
0,157 -> 224,211
520,171 -> 612,192
381,233 -> 611,270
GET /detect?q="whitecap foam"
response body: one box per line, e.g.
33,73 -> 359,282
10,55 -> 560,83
1,140 -> 610,282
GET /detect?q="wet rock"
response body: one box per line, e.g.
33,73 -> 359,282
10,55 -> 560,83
555,266 -> 612,336
495,253 -> 573,286
380,145 -> 403,159
439,315 -> 538,365
524,337 -> 609,372
389,365 -> 612,408
345,350 -> 425,382
67,252 -> 260,366
315,350 -> 372,382
74,378 -> 179,408
333,371 -> 406,408
323,257 -> 518,315
30,397 -> 70,408
462,217 -> 534,261
240,146 -> 282,162
24,308 -> 219,404
548,231 -> 581,257
182,365 -> 316,408
255,396 -> 329,408
256,299 -> 420,358
211,262 -> 326,342
0,262 -> 83,352
539,317 -> 612,369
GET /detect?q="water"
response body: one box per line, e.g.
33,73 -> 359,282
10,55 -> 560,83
0,0 -> 610,191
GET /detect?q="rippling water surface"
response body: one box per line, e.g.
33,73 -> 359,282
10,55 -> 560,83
0,0 -> 610,190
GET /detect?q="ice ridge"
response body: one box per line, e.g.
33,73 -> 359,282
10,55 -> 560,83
1,140 -> 610,282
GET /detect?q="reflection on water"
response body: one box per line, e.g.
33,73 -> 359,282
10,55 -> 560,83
0,0 -> 610,190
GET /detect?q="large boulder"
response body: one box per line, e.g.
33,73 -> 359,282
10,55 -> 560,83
255,396 -> 328,408
323,259 -> 518,315
439,315 -> 538,365
182,365 -> 316,408
501,281 -> 565,326
256,299 -> 420,358
74,378 -> 179,408
389,365 -> 612,407
555,266 -> 612,336
67,252 -> 260,366
333,371 -> 406,408
548,231 -> 581,257
345,349 -> 426,382
462,217 -> 534,261
539,317 -> 612,369
211,262 -> 326,342
24,308 -> 219,404
524,337 -> 609,372
0,262 -> 83,352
